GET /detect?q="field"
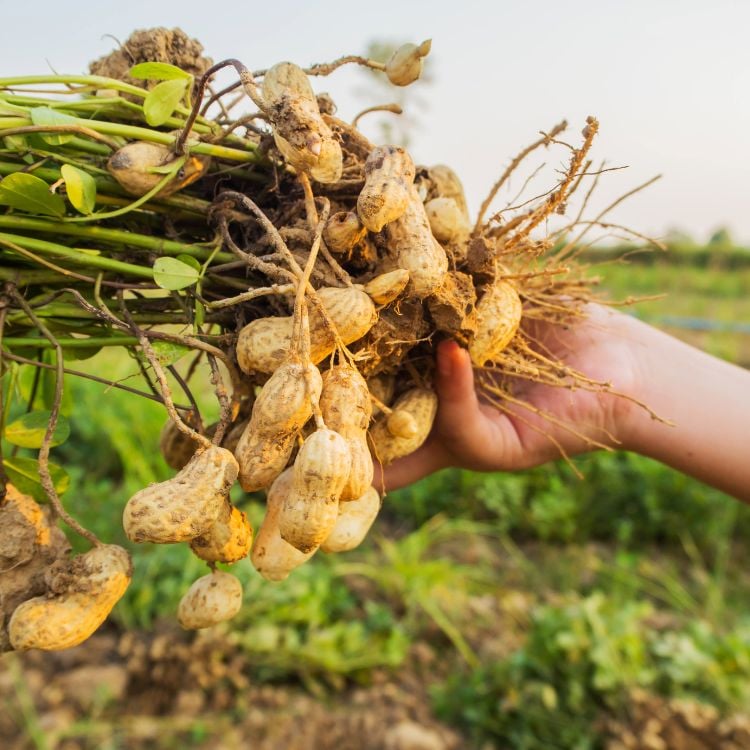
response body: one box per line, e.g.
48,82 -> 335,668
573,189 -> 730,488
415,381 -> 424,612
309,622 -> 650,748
2,245 -> 750,750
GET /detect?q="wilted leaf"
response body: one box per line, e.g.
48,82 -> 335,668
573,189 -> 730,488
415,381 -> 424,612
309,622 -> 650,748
61,164 -> 97,215
0,173 -> 65,217
143,79 -> 188,126
153,256 -> 199,290
3,456 -> 70,502
4,410 -> 70,448
129,62 -> 192,81
29,106 -> 79,145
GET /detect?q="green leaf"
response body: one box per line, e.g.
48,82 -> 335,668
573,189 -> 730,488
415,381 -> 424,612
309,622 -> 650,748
60,164 -> 97,215
4,410 -> 70,448
153,256 -> 199,290
129,62 -> 192,81
176,254 -> 202,272
143,79 -> 188,127
0,172 -> 65,217
3,134 -> 28,151
3,456 -> 70,502
151,339 -> 190,367
29,106 -> 79,145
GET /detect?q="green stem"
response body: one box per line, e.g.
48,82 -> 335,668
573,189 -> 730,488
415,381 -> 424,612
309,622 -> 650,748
0,216 -> 230,262
0,116 -> 260,163
2,335 -> 139,348
0,233 -> 154,278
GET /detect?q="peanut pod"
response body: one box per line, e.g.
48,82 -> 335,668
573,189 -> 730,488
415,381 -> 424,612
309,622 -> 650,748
278,428 -> 351,552
189,501 -> 253,564
321,487 -> 381,553
107,141 -> 209,197
320,365 -> 374,501
263,62 -> 343,183
9,545 -> 132,651
177,571 -> 243,630
123,445 -> 238,544
363,269 -> 410,306
357,145 -> 416,232
251,469 -> 316,581
323,210 -> 366,254
385,40 -> 432,87
236,287 -> 377,375
385,185 -> 449,298
369,388 -> 438,465
469,280 -> 523,366
234,361 -> 323,492
425,197 -> 471,244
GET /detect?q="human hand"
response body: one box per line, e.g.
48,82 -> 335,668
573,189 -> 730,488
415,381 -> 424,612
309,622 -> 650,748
379,304 -> 645,491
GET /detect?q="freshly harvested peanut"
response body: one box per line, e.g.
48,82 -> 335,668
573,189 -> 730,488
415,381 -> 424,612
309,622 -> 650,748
385,40 -> 432,86
235,361 -> 322,492
357,145 -> 415,232
321,487 -> 381,553
385,185 -> 449,297
236,287 -> 377,375
425,197 -> 471,244
369,388 -> 438,465
262,62 -> 343,183
9,545 -> 132,651
189,501 -> 253,564
123,445 -> 238,544
386,410 -> 418,439
177,571 -> 243,630
421,164 -> 470,220
107,141 -> 209,197
323,211 -> 366,254
364,269 -> 410,306
469,280 -> 523,366
278,428 -> 351,553
320,365 -> 373,501
251,469 -> 316,581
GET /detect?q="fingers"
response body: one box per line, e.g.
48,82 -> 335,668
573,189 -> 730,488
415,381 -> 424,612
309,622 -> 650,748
434,340 -> 481,419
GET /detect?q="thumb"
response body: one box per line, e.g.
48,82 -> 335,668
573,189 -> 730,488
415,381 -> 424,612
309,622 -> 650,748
435,340 -> 482,422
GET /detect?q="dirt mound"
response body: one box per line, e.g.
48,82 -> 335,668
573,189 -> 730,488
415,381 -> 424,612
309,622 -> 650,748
0,627 -> 462,749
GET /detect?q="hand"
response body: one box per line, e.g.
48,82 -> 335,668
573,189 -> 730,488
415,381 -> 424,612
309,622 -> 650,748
380,304 -> 645,491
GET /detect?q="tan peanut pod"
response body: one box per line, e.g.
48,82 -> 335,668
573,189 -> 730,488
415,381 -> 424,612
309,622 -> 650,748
278,428 -> 351,553
425,197 -> 471,244
251,469 -> 316,581
385,185 -> 449,297
387,410 -> 419,439
320,366 -> 374,501
323,211 -> 366,254
364,269 -> 410,306
107,141 -> 209,197
385,40 -> 432,86
8,545 -> 132,651
235,361 -> 322,492
189,501 -> 253,564
368,374 -> 395,416
177,571 -> 243,630
369,388 -> 438,465
357,145 -> 416,232
469,281 -> 524,366
2,483 -> 52,548
123,446 -> 238,544
236,287 -> 377,375
263,63 -> 343,183
422,164 -> 470,220
321,487 -> 381,553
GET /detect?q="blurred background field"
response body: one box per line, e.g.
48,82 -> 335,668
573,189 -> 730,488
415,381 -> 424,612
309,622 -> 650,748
3,238 -> 750,750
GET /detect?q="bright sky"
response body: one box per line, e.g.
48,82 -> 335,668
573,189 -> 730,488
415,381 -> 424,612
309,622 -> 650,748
2,0 -> 749,243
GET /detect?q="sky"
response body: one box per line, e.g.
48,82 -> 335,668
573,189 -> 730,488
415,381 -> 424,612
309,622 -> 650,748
1,0 -> 749,243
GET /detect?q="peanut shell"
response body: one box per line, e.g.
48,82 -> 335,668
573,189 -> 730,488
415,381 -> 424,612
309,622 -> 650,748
177,571 -> 243,630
